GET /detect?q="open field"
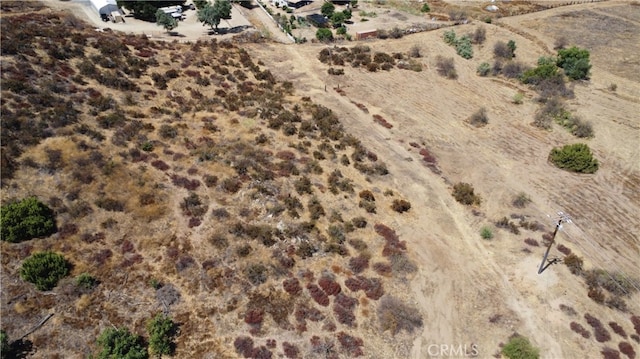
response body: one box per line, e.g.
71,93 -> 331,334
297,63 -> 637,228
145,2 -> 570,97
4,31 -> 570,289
1,0 -> 639,358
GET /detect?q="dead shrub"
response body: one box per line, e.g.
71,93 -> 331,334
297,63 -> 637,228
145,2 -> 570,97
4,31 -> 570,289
337,332 -> 364,356
246,264 -> 268,285
283,342 -> 300,359
468,107 -> 489,127
585,313 -> 611,342
373,262 -> 392,276
391,199 -> 411,213
436,56 -> 457,79
377,295 -> 423,335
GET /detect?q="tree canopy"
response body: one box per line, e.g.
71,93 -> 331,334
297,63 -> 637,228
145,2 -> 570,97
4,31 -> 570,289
155,9 -> 178,33
197,0 -> 232,31
96,327 -> 148,359
1,196 -> 56,243
321,1 -> 335,17
557,46 -> 591,80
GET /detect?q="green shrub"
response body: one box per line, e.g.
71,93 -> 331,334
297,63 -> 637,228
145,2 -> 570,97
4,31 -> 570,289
557,46 -> 591,80
549,143 -> 599,173
96,327 -> 148,359
477,62 -> 490,77
420,3 -> 430,12
1,197 -> 57,243
76,272 -> 98,290
480,226 -> 493,240
443,30 -> 456,45
502,334 -> 539,359
147,313 -> 177,356
512,92 -> 524,104
316,28 -> 333,42
521,57 -> 559,85
455,36 -> 473,59
452,182 -> 481,206
20,251 -> 70,291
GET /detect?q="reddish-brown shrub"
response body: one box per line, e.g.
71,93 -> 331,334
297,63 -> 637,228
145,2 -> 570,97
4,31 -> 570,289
171,174 -> 200,190
92,249 -> 112,266
586,313 -> 611,342
295,303 -> 325,323
619,341 -> 635,359
151,159 -> 169,171
361,277 -> 384,300
602,347 -> 621,359
373,262 -> 392,276
632,316 -> 640,336
188,217 -> 202,228
283,342 -> 300,359
234,336 -> 254,358
524,238 -> 539,246
121,239 -> 135,253
333,302 -> 356,326
335,293 -> 358,310
349,255 -> 370,274
307,283 -> 330,306
244,308 -> 264,325
373,114 -> 392,129
570,322 -> 591,339
318,276 -> 341,296
391,199 -> 411,213
283,278 -> 302,296
557,244 -> 571,255
337,332 -> 364,357
345,277 -> 363,292
610,322 -> 627,338
632,335 -> 640,344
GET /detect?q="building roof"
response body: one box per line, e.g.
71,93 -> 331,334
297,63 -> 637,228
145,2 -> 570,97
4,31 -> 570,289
90,0 -> 119,15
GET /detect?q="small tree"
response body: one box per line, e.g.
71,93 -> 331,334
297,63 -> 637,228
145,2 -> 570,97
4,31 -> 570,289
155,9 -> 178,33
331,12 -> 346,28
198,0 -> 232,32
321,1 -> 335,17
549,143 -> 599,174
1,197 -> 57,243
147,313 -> 178,357
502,334 -> 540,359
20,251 -> 70,291
96,327 -> 148,359
557,46 -> 591,80
316,28 -> 333,42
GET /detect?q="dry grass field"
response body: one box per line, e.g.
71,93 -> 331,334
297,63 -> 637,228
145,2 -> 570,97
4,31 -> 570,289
1,1 -> 639,358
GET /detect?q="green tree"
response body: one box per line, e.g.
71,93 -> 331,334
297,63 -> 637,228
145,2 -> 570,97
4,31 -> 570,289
321,1 -> 335,17
197,0 -> 232,31
155,9 -> 178,33
507,40 -> 517,57
502,334 -> 540,359
331,12 -> 346,28
1,197 -> 56,243
147,314 -> 178,357
316,28 -> 334,42
549,143 -> 599,173
20,251 -> 70,291
557,46 -> 591,80
521,56 -> 559,84
194,0 -> 209,9
96,327 -> 148,359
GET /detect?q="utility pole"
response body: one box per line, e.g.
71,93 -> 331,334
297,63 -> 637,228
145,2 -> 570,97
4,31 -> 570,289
538,212 -> 572,274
